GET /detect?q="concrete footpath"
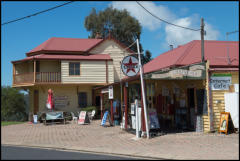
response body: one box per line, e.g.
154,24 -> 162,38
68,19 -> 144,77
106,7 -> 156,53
1,120 -> 239,160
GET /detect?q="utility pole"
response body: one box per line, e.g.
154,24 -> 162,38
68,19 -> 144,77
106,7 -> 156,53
136,39 -> 150,139
201,18 -> 205,62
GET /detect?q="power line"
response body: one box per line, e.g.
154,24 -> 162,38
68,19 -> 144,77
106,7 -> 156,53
1,1 -> 74,26
226,30 -> 239,35
136,1 -> 200,31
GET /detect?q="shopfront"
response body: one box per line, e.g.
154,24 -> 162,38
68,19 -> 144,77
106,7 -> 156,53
123,61 -> 208,133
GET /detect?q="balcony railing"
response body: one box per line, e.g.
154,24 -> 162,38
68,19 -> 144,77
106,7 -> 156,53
14,73 -> 34,84
13,72 -> 61,85
36,72 -> 61,83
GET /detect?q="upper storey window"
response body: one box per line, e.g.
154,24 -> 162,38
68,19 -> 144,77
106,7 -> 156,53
69,62 -> 80,76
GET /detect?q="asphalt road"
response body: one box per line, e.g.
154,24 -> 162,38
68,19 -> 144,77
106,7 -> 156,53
1,145 -> 147,160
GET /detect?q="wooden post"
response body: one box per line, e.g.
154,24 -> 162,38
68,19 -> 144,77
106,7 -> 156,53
13,63 -> 16,84
33,60 -> 36,83
106,60 -> 108,84
100,93 -> 103,119
205,60 -> 213,132
111,99 -> 113,123
124,84 -> 128,129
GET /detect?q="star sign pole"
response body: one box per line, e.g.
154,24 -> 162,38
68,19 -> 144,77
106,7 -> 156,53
136,39 -> 150,139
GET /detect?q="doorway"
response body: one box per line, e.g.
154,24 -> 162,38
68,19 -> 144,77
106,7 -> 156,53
187,88 -> 195,130
33,90 -> 39,115
78,92 -> 87,108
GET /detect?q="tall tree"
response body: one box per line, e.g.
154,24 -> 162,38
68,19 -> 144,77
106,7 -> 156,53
85,7 -> 142,52
85,7 -> 153,65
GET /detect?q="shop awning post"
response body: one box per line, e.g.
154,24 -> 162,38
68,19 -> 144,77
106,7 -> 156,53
136,38 -> 150,139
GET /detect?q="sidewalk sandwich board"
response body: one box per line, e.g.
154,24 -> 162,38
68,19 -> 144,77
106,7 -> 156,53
78,111 -> 90,125
101,111 -> 113,127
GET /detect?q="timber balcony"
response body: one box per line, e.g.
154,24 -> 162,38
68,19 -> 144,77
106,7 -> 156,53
13,72 -> 61,85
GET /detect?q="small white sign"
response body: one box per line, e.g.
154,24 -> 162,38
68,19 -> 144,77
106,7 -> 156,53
109,85 -> 113,99
121,56 -> 140,77
210,76 -> 232,90
78,111 -> 87,125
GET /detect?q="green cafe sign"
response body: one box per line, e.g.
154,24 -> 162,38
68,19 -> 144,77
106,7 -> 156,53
145,62 -> 206,80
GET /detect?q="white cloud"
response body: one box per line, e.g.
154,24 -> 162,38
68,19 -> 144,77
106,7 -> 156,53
110,1 -> 220,48
111,1 -> 175,31
164,15 -> 220,48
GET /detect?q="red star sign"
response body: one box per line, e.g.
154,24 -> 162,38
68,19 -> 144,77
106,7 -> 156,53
123,57 -> 138,73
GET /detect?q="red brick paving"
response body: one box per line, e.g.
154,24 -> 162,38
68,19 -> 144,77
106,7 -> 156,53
1,120 -> 239,160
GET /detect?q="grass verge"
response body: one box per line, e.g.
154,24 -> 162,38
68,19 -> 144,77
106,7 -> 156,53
1,121 -> 26,126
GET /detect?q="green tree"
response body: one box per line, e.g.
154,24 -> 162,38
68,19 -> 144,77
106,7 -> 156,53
85,7 -> 152,66
85,7 -> 141,47
142,50 -> 153,65
1,86 -> 28,121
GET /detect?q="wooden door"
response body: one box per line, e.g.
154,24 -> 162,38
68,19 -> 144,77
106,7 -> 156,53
34,90 -> 39,114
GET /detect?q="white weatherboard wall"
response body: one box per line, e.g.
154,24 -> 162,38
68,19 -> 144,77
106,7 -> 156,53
224,92 -> 239,128
61,60 -> 113,84
90,39 -> 132,82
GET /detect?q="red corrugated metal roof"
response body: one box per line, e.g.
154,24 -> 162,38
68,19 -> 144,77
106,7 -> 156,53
143,40 -> 239,74
12,54 -> 112,63
26,36 -> 135,56
26,37 -> 103,56
121,40 -> 239,82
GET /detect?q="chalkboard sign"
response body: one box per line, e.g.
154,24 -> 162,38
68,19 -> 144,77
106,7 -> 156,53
196,89 -> 207,115
149,111 -> 160,129
101,111 -> 113,126
219,112 -> 229,134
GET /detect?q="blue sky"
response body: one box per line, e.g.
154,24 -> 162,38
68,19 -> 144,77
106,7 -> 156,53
1,1 -> 239,86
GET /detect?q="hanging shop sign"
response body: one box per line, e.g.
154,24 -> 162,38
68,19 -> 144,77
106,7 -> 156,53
210,76 -> 231,90
109,85 -> 113,99
121,56 -> 140,77
101,88 -> 109,94
146,62 -> 206,80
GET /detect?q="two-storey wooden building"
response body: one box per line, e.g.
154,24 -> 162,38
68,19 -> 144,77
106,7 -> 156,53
12,36 -> 133,118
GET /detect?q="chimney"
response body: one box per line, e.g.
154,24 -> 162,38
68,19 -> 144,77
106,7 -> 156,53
95,32 -> 101,39
170,45 -> 173,50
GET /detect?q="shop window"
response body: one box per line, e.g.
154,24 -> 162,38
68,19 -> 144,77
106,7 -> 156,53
69,62 -> 80,76
78,92 -> 87,108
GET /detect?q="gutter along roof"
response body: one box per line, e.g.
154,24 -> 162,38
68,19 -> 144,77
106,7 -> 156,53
12,54 -> 112,64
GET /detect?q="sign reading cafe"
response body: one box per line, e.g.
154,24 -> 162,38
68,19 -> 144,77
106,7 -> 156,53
210,76 -> 232,90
